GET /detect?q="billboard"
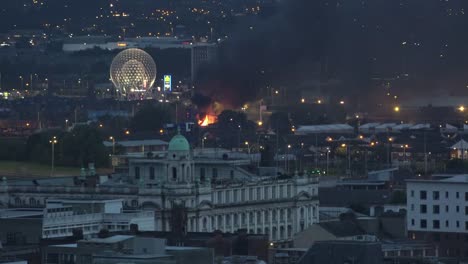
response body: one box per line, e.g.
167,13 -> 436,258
164,75 -> 172,92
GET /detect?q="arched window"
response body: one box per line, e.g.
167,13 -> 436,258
280,226 -> 285,239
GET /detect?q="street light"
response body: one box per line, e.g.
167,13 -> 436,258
19,76 -> 23,90
109,136 -> 116,155
401,144 -> 409,163
49,136 -> 58,176
458,105 -> 465,112
202,136 -> 207,149
245,141 -> 251,153
65,119 -> 69,130
394,106 -> 400,112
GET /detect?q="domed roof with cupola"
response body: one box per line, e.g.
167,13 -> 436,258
168,132 -> 190,152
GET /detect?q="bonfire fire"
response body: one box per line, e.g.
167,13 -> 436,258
198,114 -> 217,127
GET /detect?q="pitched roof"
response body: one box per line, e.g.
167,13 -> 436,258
318,220 -> 366,237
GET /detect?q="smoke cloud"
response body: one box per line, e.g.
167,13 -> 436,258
196,0 -> 468,109
195,0 -> 339,108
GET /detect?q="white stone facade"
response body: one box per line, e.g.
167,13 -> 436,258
0,134 -> 319,243
407,176 -> 468,234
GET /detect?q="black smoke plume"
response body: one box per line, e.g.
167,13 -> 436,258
195,0 -> 340,108
195,0 -> 468,109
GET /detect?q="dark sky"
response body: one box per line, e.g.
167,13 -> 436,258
195,0 -> 468,107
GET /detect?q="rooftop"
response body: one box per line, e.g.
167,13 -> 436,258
103,139 -> 168,148
47,198 -> 124,204
318,220 -> 367,237
49,244 -> 78,248
406,174 -> 468,184
0,209 -> 44,219
81,235 -> 134,244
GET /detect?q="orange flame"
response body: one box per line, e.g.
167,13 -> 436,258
198,115 -> 217,127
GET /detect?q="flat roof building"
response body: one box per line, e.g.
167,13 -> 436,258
406,174 -> 468,258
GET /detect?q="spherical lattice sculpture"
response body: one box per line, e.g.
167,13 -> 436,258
110,48 -> 157,96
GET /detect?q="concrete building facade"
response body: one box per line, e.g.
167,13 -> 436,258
407,175 -> 468,258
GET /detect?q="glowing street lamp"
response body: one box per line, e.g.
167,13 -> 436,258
109,136 -> 116,155
394,106 -> 400,112
401,144 -> 409,162
49,136 -> 58,176
459,105 -> 465,112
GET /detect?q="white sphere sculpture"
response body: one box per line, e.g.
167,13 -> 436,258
110,48 -> 157,96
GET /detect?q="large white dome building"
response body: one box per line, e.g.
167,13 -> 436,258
110,48 -> 157,97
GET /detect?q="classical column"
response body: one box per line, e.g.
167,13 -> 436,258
261,210 -> 265,233
223,214 -> 226,232
254,210 -> 258,232
269,209 -> 273,241
231,212 -> 235,233
276,208 -> 280,240
247,211 -> 250,232
206,215 -> 213,232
